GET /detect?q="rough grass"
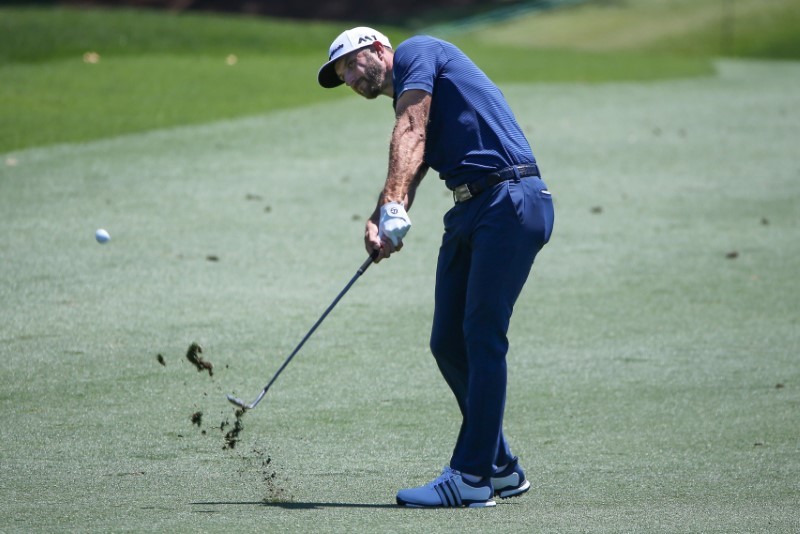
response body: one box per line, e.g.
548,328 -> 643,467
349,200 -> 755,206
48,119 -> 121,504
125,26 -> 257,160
0,6 -> 341,64
0,53 -> 344,151
467,0 -> 800,58
0,5 -> 717,154
9,0 -> 797,153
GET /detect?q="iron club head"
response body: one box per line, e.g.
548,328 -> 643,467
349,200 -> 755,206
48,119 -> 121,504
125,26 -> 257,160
226,394 -> 249,409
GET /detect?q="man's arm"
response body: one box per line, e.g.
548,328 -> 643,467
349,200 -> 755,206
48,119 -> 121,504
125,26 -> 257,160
382,89 -> 431,204
365,89 -> 431,260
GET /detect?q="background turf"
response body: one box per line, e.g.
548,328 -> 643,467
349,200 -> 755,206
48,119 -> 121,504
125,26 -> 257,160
462,0 -> 800,57
10,0 -> 800,153
1,2 -> 799,532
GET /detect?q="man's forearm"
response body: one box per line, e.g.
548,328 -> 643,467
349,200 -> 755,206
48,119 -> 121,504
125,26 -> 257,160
370,164 -> 428,223
381,90 -> 430,205
382,133 -> 425,204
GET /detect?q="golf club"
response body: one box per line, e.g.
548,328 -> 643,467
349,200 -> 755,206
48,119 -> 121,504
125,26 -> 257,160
227,251 -> 379,410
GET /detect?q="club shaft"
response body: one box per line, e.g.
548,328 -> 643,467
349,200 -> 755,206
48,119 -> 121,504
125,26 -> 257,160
239,252 -> 377,409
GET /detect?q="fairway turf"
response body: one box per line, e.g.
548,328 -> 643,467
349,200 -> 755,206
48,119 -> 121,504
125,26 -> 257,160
1,58 -> 798,531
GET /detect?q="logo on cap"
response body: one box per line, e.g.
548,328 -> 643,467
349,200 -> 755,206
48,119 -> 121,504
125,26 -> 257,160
329,43 -> 344,60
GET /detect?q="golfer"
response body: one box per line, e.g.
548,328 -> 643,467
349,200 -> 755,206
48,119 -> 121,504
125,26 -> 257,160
318,27 -> 554,508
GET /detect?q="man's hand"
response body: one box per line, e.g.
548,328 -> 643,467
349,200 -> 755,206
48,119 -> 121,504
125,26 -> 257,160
379,201 -> 411,246
365,219 -> 384,261
365,210 -> 405,263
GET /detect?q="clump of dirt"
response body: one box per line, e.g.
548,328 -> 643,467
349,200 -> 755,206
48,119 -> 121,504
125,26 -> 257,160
157,354 -> 166,366
186,342 -> 213,376
262,456 -> 288,501
250,448 -> 290,502
223,408 -> 246,450
186,408 -> 287,499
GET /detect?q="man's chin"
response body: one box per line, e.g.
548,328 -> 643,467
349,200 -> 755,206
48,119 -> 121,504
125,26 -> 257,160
354,88 -> 380,100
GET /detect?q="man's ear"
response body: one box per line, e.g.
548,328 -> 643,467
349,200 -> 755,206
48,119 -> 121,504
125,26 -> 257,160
373,41 -> 386,58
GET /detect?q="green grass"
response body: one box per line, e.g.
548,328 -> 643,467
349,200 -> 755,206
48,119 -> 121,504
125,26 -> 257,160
0,7 -> 361,152
2,1 -> 799,153
0,5 -> 715,154
1,58 -> 799,531
467,0 -> 800,58
1,54 -> 346,151
0,6 -> 340,63
1,7 -> 799,528
448,45 -> 711,83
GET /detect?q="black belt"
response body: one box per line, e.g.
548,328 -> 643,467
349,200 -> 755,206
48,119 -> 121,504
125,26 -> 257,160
451,163 -> 540,203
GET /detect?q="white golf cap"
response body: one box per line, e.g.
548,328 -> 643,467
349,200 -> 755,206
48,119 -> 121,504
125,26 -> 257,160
318,27 -> 392,88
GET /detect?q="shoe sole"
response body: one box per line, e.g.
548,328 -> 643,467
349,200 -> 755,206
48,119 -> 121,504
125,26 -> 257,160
496,479 -> 531,499
396,497 -> 497,508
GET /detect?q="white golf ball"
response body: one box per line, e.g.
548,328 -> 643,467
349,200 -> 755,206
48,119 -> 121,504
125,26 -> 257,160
95,228 -> 110,244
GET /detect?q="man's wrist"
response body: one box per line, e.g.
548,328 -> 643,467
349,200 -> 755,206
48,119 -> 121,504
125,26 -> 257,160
380,201 -> 406,217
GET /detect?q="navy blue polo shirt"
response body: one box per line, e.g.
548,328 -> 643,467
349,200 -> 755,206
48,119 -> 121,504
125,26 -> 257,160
392,35 -> 536,189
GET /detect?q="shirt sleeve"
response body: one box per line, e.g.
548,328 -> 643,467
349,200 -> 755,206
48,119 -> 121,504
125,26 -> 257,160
392,36 -> 444,98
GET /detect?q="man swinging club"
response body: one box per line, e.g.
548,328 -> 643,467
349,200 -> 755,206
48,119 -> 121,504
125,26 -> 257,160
318,27 -> 554,508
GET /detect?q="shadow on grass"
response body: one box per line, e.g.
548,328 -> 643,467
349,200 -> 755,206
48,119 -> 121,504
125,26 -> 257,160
191,501 -> 398,510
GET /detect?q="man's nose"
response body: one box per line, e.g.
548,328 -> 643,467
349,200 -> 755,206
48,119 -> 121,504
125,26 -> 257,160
344,70 -> 356,87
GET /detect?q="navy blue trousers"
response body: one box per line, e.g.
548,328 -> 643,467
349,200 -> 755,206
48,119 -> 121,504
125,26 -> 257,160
430,176 -> 554,478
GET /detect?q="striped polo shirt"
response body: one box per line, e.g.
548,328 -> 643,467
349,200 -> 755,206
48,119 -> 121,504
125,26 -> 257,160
392,35 -> 536,189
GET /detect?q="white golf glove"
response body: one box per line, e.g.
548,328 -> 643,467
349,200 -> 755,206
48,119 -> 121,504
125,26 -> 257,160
379,201 -> 411,246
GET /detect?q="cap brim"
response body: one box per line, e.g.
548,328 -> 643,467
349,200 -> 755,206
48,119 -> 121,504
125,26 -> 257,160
318,59 -> 344,89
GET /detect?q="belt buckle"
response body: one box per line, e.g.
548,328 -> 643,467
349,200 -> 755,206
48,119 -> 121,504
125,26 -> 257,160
453,184 -> 472,203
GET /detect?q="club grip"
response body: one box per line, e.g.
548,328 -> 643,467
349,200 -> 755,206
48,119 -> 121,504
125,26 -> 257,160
359,250 -> 380,274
